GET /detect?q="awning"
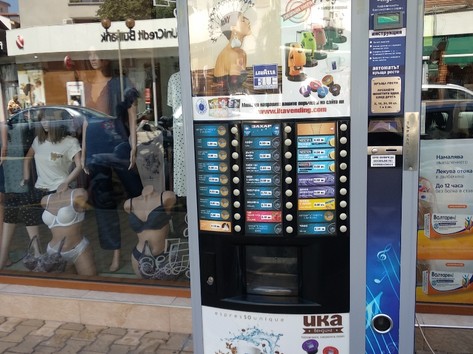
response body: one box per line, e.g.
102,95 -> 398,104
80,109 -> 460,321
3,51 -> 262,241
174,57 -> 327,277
423,36 -> 446,58
444,34 -> 473,65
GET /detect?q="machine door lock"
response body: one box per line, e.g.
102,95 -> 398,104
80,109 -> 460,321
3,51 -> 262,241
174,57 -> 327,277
371,314 -> 393,334
206,276 -> 215,286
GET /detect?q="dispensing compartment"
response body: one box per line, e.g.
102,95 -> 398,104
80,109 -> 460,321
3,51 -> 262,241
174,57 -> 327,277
199,233 -> 349,314
245,245 -> 299,298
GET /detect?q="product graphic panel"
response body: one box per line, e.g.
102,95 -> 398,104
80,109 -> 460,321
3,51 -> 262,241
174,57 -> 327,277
202,306 -> 349,353
188,0 -> 351,120
195,124 -> 233,233
243,123 -> 283,235
296,122 -> 349,236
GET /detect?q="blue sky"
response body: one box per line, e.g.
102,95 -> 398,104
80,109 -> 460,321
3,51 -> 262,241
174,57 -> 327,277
9,0 -> 18,13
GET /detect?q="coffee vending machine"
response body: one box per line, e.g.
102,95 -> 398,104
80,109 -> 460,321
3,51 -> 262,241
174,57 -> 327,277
177,0 -> 423,353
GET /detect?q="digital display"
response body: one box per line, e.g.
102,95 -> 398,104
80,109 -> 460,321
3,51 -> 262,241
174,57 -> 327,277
373,12 -> 403,30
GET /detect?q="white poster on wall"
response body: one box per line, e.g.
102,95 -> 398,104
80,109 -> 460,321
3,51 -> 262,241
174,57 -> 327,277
66,81 -> 85,106
17,68 -> 46,107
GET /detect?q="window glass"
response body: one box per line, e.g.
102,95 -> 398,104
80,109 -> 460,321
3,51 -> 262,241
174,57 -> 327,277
0,0 -> 189,287
418,5 -> 473,308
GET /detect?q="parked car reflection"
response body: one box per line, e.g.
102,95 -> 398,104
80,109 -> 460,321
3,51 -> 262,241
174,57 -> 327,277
423,99 -> 473,139
6,105 -> 114,140
422,83 -> 473,101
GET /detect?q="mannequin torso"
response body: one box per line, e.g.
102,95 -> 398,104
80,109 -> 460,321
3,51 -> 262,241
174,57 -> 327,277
124,186 -> 176,278
40,185 -> 96,275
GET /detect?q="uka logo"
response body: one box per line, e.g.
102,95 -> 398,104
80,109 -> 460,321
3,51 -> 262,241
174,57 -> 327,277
303,314 -> 344,334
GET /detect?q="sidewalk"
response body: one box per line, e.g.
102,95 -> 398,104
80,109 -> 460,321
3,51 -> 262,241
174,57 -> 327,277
0,317 -> 193,354
1,314 -> 473,353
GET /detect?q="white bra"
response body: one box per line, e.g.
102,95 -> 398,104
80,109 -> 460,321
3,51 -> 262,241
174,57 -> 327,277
42,190 -> 85,229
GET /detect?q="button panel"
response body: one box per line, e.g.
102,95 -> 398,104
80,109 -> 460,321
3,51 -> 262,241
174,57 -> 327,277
194,120 -> 349,237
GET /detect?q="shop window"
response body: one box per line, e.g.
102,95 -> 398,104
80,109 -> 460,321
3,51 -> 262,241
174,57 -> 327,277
0,8 -> 188,288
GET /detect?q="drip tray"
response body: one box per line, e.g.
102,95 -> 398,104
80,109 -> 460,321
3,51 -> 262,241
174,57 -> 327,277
246,271 -> 298,296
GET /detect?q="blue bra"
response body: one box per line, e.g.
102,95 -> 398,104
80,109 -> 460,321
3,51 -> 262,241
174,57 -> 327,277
42,190 -> 85,229
128,193 -> 171,233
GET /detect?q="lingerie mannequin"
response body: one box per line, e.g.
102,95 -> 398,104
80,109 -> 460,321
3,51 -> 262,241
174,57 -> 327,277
40,184 -> 96,275
123,185 -> 176,279
0,111 -> 81,269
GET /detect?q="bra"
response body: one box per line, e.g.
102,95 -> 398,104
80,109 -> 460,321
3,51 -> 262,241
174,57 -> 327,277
42,190 -> 85,229
128,193 -> 171,233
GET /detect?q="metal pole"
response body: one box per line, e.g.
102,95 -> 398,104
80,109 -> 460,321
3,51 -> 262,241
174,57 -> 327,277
151,55 -> 158,125
117,29 -> 124,101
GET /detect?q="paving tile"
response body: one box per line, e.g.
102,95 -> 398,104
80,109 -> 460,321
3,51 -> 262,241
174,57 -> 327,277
70,325 -> 106,341
0,341 -> 16,353
56,338 -> 92,354
415,326 -> 473,354
31,321 -> 63,337
160,333 -> 191,351
114,329 -> 148,346
58,323 -> 84,331
140,331 -> 170,341
0,325 -> 38,343
101,327 -> 127,336
109,344 -> 136,353
18,319 -> 45,328
130,336 -> 166,353
0,318 -> 24,333
82,333 -> 124,353
5,335 -> 47,353
31,345 -> 60,353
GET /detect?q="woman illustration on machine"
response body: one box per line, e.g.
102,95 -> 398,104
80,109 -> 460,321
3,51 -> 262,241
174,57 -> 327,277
123,185 -> 176,279
210,0 -> 255,94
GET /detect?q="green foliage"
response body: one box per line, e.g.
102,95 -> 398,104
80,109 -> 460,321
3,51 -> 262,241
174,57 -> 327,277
96,0 -> 176,20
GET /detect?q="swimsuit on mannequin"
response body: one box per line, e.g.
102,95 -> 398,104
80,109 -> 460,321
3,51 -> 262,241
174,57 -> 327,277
123,186 -> 176,279
40,185 -> 96,276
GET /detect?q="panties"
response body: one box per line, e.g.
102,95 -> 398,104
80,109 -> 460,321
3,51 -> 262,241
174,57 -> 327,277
132,241 -> 173,280
47,237 -> 89,263
22,236 -> 67,273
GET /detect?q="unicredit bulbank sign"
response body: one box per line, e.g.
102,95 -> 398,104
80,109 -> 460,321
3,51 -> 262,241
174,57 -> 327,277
6,18 -> 178,57
100,28 -> 177,43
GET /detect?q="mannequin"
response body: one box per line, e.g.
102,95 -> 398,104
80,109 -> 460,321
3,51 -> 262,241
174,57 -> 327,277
123,185 -> 176,279
81,88 -> 143,272
40,184 -> 96,275
85,49 -> 132,116
0,112 -> 81,269
167,71 -> 187,198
